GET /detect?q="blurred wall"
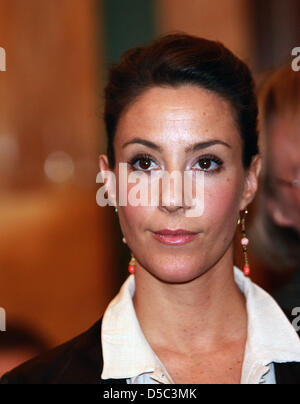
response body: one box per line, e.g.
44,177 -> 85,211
157,0 -> 254,66
252,0 -> 300,72
102,0 -> 156,65
0,0 -> 120,347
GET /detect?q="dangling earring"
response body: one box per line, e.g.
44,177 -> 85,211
128,253 -> 136,274
115,209 -> 126,243
238,210 -> 250,276
114,208 -> 135,273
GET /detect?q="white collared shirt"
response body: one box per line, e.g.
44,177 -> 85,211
101,267 -> 300,384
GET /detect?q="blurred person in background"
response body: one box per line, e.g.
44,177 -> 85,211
247,65 -> 300,311
0,322 -> 49,377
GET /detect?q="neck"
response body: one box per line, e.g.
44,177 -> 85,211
133,247 -> 247,353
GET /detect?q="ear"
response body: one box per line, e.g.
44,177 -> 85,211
98,154 -> 117,207
266,197 -> 294,228
240,155 -> 262,211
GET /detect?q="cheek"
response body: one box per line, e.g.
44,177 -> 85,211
282,190 -> 300,219
121,205 -> 143,229
203,177 -> 242,232
116,178 -> 151,235
118,204 -> 154,242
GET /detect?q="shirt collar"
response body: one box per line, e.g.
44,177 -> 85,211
233,267 -> 300,383
101,267 -> 300,381
101,274 -> 157,380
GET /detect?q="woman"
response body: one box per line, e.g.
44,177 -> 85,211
1,34 -> 300,385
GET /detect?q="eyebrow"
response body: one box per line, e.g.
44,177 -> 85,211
122,137 -> 232,153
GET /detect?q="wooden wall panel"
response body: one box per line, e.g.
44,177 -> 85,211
157,0 -> 254,66
0,0 -> 121,347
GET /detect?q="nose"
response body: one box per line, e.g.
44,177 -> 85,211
158,170 -> 190,214
160,203 -> 183,214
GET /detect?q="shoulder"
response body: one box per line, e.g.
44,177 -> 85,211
274,309 -> 300,384
0,317 -> 103,384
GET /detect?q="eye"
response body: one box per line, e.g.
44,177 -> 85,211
193,155 -> 223,172
128,154 -> 159,171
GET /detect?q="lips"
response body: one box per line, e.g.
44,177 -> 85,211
151,229 -> 199,246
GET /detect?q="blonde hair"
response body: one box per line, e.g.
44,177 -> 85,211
259,64 -> 300,127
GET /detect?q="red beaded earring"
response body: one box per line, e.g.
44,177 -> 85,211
238,210 -> 250,276
128,253 -> 136,274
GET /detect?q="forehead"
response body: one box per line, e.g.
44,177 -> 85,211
115,86 -> 240,147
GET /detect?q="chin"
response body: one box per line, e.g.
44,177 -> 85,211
150,260 -> 203,284
153,271 -> 201,285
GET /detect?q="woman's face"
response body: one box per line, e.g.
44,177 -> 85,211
100,86 -> 260,283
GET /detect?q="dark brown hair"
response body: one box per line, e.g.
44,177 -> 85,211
104,33 -> 259,168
